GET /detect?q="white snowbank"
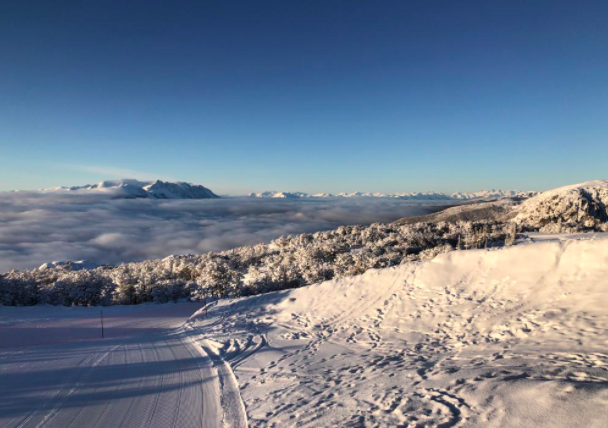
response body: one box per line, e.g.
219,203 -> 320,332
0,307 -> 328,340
189,235 -> 608,427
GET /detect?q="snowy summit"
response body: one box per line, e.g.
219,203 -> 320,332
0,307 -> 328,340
44,179 -> 219,199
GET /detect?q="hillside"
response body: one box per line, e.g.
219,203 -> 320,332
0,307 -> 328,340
514,179 -> 608,232
186,235 -> 608,427
394,199 -> 519,225
394,179 -> 608,233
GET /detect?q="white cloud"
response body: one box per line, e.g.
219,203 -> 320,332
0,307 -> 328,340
89,232 -> 129,249
0,192 -> 450,272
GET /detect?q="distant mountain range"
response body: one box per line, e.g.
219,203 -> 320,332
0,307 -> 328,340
15,179 -> 538,201
43,179 -> 219,199
249,189 -> 538,200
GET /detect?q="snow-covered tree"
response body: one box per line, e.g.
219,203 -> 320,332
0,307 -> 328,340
0,219 -> 520,306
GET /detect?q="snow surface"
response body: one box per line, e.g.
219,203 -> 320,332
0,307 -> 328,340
186,235 -> 608,427
2,235 -> 607,427
0,302 -> 247,428
40,179 -> 219,199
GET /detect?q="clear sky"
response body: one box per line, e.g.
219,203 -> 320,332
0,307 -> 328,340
1,1 -> 607,195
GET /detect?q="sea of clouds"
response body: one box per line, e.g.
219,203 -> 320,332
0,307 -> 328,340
0,192 -> 454,272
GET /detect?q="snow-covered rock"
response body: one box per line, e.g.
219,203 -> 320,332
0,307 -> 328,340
514,180 -> 608,232
44,179 -> 219,199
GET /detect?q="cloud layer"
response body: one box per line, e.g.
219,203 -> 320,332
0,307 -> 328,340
0,192 -> 451,272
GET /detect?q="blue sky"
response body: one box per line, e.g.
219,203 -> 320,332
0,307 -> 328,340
1,1 -> 607,195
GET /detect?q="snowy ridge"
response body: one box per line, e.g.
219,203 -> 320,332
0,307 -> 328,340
249,189 -> 537,200
247,191 -> 310,199
42,179 -> 219,199
514,179 -> 608,232
38,260 -> 99,271
450,189 -> 537,200
189,235 -> 608,427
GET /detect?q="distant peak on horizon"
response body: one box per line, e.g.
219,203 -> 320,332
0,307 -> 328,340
9,179 -> 608,202
248,189 -> 538,201
37,178 -> 220,200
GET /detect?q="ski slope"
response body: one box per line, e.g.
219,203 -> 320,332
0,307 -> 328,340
187,234 -> 608,427
0,303 -> 247,428
2,235 -> 607,427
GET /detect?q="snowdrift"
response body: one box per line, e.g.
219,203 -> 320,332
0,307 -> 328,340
189,235 -> 608,427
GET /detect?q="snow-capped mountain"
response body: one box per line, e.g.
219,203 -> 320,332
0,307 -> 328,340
514,179 -> 608,232
44,179 -> 219,199
249,189 -> 537,200
38,260 -> 100,271
248,191 -> 311,199
450,189 -> 538,200
142,180 -> 219,199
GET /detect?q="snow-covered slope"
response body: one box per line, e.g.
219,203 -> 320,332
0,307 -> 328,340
44,179 -> 219,199
249,189 -> 536,200
0,303 -> 238,428
187,235 -> 608,427
395,198 -> 519,225
514,179 -> 608,232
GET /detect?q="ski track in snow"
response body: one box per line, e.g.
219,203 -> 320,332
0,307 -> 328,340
187,235 -> 608,428
0,303 -> 246,428
2,235 -> 608,427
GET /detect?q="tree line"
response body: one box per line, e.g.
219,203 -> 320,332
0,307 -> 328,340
0,220 -> 516,306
